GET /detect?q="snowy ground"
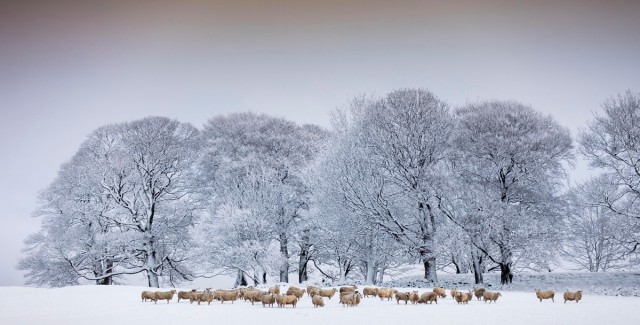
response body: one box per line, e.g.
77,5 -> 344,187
1,284 -> 639,325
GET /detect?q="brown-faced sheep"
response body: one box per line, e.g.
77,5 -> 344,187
377,288 -> 394,301
409,291 -> 420,305
474,288 -> 486,301
483,291 -> 501,303
261,293 -> 276,308
454,291 -> 472,305
276,294 -> 298,308
363,287 -> 378,298
318,288 -> 337,300
141,291 -> 155,302
340,292 -> 362,307
535,289 -> 555,302
395,291 -> 411,305
312,294 -> 325,307
153,290 -> 177,304
418,292 -> 438,304
450,288 -> 458,299
433,287 -> 447,299
563,290 -> 582,303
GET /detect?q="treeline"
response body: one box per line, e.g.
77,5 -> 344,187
18,89 -> 640,287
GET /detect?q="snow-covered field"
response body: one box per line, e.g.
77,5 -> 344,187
1,284 -> 638,325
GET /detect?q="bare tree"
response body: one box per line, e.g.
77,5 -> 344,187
563,176 -> 633,271
579,90 -> 640,260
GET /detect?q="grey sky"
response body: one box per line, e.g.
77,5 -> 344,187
1,0 -> 639,286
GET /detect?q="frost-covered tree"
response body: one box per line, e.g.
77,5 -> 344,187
315,89 -> 453,283
579,90 -> 640,261
20,117 -> 201,287
562,176 -> 630,271
441,101 -> 573,284
199,113 -> 327,283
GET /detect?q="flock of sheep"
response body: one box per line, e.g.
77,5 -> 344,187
140,285 -> 584,307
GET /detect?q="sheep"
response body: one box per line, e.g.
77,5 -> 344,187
318,288 -> 337,300
141,291 -> 155,302
244,289 -> 265,305
340,292 -> 362,307
454,291 -> 472,305
286,287 -> 306,298
308,287 -> 320,297
450,288 -> 458,299
177,289 -> 197,303
535,289 -> 555,302
261,293 -> 276,308
153,290 -> 177,304
409,291 -> 420,305
563,290 -> 583,303
377,288 -> 394,301
276,294 -> 298,308
433,287 -> 447,299
213,289 -> 240,301
238,287 -> 255,300
192,289 -> 214,305
483,291 -> 501,303
340,285 -> 358,293
395,291 -> 411,305
418,292 -> 438,304
473,288 -> 486,301
363,287 -> 378,298
312,294 -> 325,307
307,285 -> 319,297
219,290 -> 240,304
268,285 -> 280,295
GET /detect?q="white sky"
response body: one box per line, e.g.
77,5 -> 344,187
1,0 -> 639,286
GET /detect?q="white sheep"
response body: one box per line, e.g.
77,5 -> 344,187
535,289 -> 555,302
153,290 -> 177,304
312,294 -> 325,307
482,291 -> 501,303
563,290 -> 582,303
433,287 -> 447,299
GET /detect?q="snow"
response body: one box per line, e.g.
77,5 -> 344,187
1,284 -> 638,325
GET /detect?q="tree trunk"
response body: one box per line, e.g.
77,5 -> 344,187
423,257 -> 438,283
364,233 -> 377,284
147,269 -> 159,288
419,202 -> 438,283
298,229 -> 311,283
234,269 -> 248,287
338,258 -> 350,282
96,259 -> 113,285
376,265 -> 386,284
471,247 -> 484,284
146,239 -> 160,287
452,257 -> 461,274
500,263 -> 513,285
499,245 -> 513,285
279,232 -> 289,283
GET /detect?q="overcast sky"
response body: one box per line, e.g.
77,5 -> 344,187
1,0 -> 639,286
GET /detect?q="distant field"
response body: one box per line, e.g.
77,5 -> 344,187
385,271 -> 640,297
